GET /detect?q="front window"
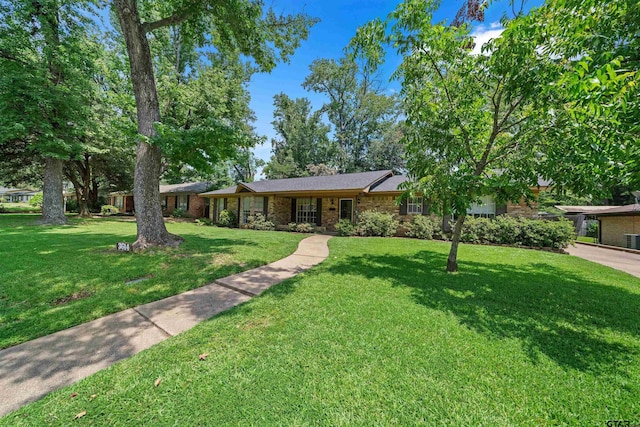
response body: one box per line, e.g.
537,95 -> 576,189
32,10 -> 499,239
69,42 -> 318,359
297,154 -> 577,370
407,197 -> 423,214
177,195 -> 188,210
161,196 -> 168,210
253,197 -> 264,216
242,196 -> 251,223
114,196 -> 124,209
216,198 -> 226,221
468,196 -> 496,219
297,198 -> 317,224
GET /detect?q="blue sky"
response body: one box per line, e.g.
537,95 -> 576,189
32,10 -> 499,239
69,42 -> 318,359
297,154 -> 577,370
247,0 -> 544,170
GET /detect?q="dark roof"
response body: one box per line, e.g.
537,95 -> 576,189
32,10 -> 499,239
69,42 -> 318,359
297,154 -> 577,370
0,187 -> 37,194
201,184 -> 238,196
110,181 -> 212,196
555,205 -> 622,215
200,170 -> 394,196
370,175 -> 408,192
159,182 -> 211,194
595,204 -> 640,216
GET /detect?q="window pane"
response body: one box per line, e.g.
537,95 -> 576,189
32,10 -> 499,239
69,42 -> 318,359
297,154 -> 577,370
216,198 -> 225,221
178,195 -> 188,210
468,196 -> 495,218
296,198 -> 317,224
242,196 -> 251,223
408,197 -> 423,214
254,197 -> 264,214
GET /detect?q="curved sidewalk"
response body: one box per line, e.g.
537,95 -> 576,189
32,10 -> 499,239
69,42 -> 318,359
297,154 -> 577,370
566,242 -> 640,279
0,234 -> 331,417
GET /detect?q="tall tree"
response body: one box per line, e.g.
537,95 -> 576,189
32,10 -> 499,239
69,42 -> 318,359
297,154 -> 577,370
112,0 -> 317,249
0,0 -> 98,224
303,57 -> 400,173
520,0 -> 639,194
263,93 -> 332,179
352,0 -> 558,272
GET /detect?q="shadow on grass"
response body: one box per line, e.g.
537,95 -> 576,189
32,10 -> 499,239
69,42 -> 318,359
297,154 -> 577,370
323,249 -> 640,374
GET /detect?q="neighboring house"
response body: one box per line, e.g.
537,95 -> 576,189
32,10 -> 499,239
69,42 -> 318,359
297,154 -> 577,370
0,187 -> 39,203
555,205 -> 621,236
594,204 -> 640,248
109,182 -> 211,218
199,170 -> 545,231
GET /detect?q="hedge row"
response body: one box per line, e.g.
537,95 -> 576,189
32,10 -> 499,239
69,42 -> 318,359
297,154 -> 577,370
458,216 -> 575,249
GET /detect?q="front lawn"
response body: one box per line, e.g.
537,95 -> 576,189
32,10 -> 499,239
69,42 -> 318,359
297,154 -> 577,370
4,237 -> 639,425
0,202 -> 40,213
0,215 -> 306,349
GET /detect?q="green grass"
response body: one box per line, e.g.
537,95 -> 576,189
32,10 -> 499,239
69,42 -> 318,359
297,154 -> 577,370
3,237 -> 639,425
0,215 -> 305,349
0,202 -> 40,213
577,235 -> 598,243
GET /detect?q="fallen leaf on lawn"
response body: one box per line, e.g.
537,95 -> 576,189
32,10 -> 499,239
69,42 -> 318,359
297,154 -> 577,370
70,392 -> 78,398
89,394 -> 97,401
154,377 -> 162,387
73,411 -> 86,420
198,353 -> 209,361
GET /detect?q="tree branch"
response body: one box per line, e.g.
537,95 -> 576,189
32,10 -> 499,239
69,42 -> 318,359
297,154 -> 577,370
421,46 -> 477,166
142,12 -> 193,33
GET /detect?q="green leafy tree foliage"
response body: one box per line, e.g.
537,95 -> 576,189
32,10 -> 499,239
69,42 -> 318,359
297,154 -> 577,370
352,0 -> 557,271
263,93 -> 333,179
517,0 -> 639,194
303,57 -> 401,173
112,0 -> 317,249
0,0 -> 100,224
231,146 -> 265,183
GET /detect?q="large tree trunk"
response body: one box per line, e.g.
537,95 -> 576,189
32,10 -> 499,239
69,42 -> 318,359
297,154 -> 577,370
115,0 -> 182,250
447,214 -> 466,273
41,157 -> 67,225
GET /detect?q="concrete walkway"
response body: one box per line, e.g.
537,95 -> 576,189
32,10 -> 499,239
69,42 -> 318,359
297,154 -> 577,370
566,242 -> 640,279
0,234 -> 331,417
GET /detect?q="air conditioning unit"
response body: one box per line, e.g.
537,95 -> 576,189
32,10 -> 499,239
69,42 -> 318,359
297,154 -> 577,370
625,234 -> 640,249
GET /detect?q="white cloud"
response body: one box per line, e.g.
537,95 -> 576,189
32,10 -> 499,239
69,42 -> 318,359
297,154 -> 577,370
470,22 -> 504,55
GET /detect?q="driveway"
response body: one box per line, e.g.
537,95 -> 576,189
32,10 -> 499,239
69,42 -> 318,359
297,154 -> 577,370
566,243 -> 640,279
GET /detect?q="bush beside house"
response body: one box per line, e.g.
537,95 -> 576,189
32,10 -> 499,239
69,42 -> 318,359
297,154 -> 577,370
459,216 -> 575,249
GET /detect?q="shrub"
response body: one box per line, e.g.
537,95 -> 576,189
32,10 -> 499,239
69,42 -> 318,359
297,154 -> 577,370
288,222 -> 298,232
459,217 -> 496,244
172,208 -> 186,218
295,223 -> 315,233
29,193 -> 43,208
460,216 -> 575,249
246,213 -> 275,231
101,205 -> 120,216
195,218 -> 213,226
217,209 -> 237,227
405,215 -> 441,240
356,210 -> 399,237
65,199 -> 79,213
335,219 -> 357,236
586,221 -> 599,238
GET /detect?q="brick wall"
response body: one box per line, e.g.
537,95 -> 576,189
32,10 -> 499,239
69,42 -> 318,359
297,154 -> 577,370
506,198 -> 538,217
270,196 -> 291,225
160,194 -> 205,217
600,216 -> 640,247
188,195 -> 205,218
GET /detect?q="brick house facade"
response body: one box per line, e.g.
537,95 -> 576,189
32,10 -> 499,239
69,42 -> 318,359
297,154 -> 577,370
200,170 -> 545,232
110,182 -> 210,218
596,205 -> 640,248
